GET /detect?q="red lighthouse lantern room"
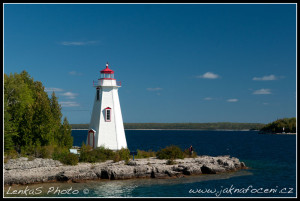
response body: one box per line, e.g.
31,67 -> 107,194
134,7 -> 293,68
100,62 -> 115,79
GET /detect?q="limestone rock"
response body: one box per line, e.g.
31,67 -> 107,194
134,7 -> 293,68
4,155 -> 247,185
5,157 -> 63,170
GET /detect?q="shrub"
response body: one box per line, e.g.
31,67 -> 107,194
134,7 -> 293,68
119,148 -> 130,160
79,143 -> 95,162
94,146 -> 115,161
19,143 -> 57,159
136,149 -> 156,159
52,146 -> 69,161
156,145 -> 184,160
20,145 -> 35,157
5,149 -> 19,160
60,153 -> 79,165
79,144 -> 116,163
28,155 -> 35,161
79,143 -> 130,163
113,153 -> 121,163
4,149 -> 19,163
166,159 -> 177,165
183,148 -> 197,158
114,148 -> 130,163
39,145 -> 55,158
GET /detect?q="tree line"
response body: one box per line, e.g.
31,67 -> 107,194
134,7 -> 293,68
71,122 -> 265,130
4,71 -> 73,158
260,117 -> 296,133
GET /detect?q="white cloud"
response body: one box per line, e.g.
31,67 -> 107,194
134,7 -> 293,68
61,41 -> 99,46
253,89 -> 271,95
204,97 -> 213,101
253,74 -> 277,81
44,87 -> 64,92
147,87 -> 163,91
227,99 -> 239,102
197,72 -> 220,79
59,101 -> 80,107
69,71 -> 83,76
61,92 -> 78,99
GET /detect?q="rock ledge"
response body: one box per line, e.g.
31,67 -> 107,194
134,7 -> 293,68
4,155 -> 247,185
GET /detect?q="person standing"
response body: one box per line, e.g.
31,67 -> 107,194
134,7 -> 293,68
189,145 -> 193,156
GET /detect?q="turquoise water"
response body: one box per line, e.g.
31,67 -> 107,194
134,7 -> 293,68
5,130 -> 296,197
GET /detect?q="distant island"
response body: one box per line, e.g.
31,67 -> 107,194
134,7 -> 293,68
70,122 -> 265,130
259,117 -> 296,134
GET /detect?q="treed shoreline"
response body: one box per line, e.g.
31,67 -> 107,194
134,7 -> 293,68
71,123 -> 265,130
71,118 -> 296,133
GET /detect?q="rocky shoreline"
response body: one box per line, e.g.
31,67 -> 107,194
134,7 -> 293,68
4,156 -> 247,185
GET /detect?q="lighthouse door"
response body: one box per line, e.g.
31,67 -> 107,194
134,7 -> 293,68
88,129 -> 95,148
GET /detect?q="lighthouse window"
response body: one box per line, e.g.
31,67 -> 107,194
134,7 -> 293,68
106,109 -> 111,121
105,107 -> 111,122
97,89 -> 100,100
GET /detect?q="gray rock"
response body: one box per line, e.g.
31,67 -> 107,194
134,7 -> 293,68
127,161 -> 137,166
185,166 -> 202,175
201,164 -> 217,174
5,157 -> 63,170
110,165 -> 135,180
4,155 -> 246,185
134,166 -> 152,178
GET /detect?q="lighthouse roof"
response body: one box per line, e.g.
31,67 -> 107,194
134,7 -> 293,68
100,63 -> 114,74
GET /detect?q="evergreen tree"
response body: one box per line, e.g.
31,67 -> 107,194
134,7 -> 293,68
31,81 -> 54,146
50,91 -> 63,145
60,117 -> 73,149
4,102 -> 18,151
4,72 -> 34,149
4,70 -> 74,156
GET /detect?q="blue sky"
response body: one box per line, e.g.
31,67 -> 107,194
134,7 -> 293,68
4,3 -> 297,124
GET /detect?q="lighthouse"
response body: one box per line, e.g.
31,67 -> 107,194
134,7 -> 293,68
87,62 -> 127,150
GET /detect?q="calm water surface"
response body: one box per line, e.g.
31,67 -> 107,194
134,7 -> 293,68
5,130 -> 296,198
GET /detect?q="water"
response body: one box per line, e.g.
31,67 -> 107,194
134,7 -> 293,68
5,130 -> 296,197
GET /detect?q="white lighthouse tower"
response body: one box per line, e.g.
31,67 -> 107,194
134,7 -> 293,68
87,62 -> 127,150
